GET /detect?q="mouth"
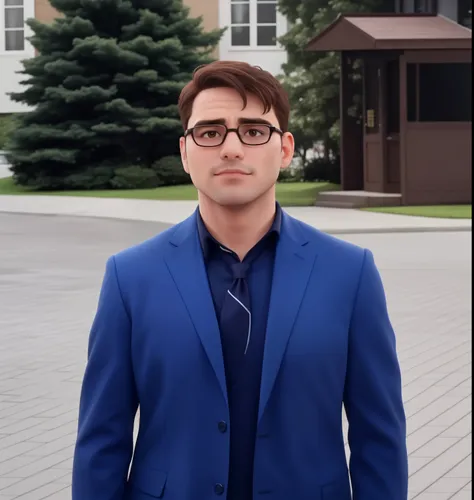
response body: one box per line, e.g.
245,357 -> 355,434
214,170 -> 250,176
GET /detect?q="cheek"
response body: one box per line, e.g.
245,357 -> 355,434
257,147 -> 283,170
186,148 -> 214,175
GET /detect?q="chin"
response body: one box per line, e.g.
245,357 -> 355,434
198,183 -> 276,208
208,189 -> 263,207
214,195 -> 257,207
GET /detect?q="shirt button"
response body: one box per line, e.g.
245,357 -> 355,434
218,421 -> 227,433
214,483 -> 225,495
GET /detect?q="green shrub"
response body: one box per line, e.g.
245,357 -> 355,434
66,166 -> 116,190
111,166 -> 160,189
0,114 -> 19,149
152,156 -> 190,186
303,158 -> 341,184
278,168 -> 297,182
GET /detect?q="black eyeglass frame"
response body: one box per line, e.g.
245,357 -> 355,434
184,124 -> 284,147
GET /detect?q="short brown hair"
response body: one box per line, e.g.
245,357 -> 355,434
178,61 -> 291,132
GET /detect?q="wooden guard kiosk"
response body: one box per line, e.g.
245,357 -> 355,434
306,14 -> 472,207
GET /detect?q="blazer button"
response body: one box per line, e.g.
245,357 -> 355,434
214,483 -> 225,495
218,421 -> 227,433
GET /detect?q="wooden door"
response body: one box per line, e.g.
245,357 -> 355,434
385,58 -> 401,193
363,60 -> 385,193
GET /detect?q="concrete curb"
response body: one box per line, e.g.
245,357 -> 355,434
326,226 -> 472,235
0,209 -> 471,235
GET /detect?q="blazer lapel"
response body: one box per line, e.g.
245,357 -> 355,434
258,213 -> 318,422
164,212 -> 228,406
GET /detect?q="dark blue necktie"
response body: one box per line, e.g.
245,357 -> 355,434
220,260 -> 252,387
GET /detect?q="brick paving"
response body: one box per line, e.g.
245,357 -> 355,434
0,213 -> 471,499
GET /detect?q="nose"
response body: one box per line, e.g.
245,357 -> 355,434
219,130 -> 244,161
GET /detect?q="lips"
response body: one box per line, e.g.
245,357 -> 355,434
215,170 -> 250,176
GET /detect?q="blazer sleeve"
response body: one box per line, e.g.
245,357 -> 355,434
72,256 -> 138,500
344,249 -> 408,500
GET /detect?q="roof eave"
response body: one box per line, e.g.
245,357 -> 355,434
306,13 -> 472,53
306,16 -> 376,52
375,39 -> 473,50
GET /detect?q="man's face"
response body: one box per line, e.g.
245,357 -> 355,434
180,87 -> 294,207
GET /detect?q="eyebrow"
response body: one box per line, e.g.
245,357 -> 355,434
193,118 -> 275,127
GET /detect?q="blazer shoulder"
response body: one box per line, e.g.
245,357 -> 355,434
290,215 -> 367,263
289,217 -> 372,300
110,220 -> 184,270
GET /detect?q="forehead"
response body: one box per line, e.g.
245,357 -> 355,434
188,87 -> 278,127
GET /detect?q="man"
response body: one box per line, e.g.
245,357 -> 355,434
72,61 -> 408,500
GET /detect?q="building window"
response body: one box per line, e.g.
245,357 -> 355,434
231,0 -> 250,46
458,0 -> 472,28
406,64 -> 418,122
386,59 -> 400,134
4,0 -> 25,51
256,0 -> 277,46
414,0 -> 438,13
407,63 -> 472,122
230,0 -> 279,47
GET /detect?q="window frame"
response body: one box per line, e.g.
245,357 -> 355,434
228,0 -> 286,51
457,0 -> 472,28
414,0 -> 439,13
0,0 -> 33,54
406,62 -> 472,123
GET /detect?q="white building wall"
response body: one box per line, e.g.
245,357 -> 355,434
399,0 -> 415,11
216,46 -> 288,77
0,0 -> 35,113
0,56 -> 34,113
218,0 -> 288,76
437,0 -> 458,21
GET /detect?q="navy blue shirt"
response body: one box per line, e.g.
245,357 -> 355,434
197,204 -> 281,500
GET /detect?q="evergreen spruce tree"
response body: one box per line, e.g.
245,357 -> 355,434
8,0 -> 223,189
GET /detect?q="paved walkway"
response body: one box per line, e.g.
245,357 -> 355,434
0,212 -> 471,499
0,194 -> 471,233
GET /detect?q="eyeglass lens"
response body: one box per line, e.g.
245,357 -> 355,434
192,124 -> 272,146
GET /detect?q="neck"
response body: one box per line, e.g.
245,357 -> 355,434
198,191 -> 277,260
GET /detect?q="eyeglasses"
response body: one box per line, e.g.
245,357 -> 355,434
185,123 -> 283,147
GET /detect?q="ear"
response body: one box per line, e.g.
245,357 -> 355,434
179,136 -> 190,174
280,132 -> 295,170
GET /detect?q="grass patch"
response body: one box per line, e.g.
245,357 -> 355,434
0,176 -> 339,207
276,182 -> 339,206
363,205 -> 472,219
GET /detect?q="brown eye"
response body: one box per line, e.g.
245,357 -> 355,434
192,125 -> 226,146
239,125 -> 271,144
195,127 -> 223,138
247,129 -> 263,137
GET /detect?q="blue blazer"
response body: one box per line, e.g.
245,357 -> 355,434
72,210 -> 408,500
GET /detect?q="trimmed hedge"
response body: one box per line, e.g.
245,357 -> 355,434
0,114 -> 18,150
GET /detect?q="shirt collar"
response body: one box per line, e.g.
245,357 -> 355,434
197,202 -> 282,260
